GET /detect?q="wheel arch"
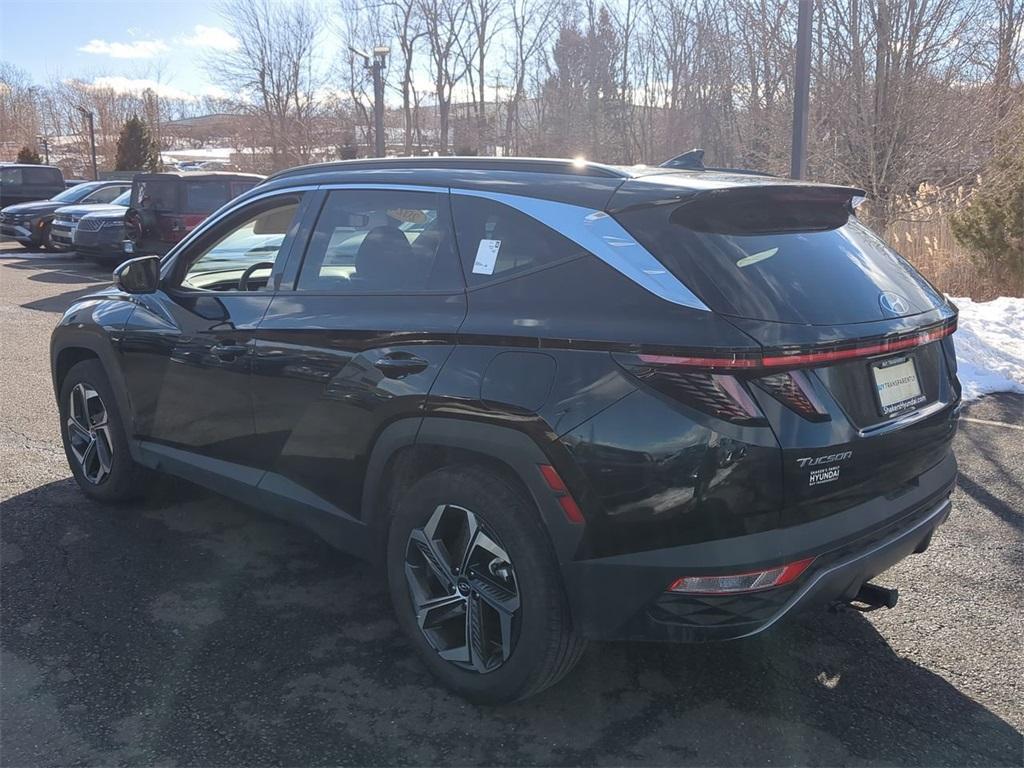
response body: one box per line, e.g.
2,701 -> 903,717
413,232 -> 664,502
362,417 -> 585,566
51,321 -> 135,440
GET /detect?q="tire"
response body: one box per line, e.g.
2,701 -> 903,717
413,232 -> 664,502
386,465 -> 586,703
58,359 -> 147,503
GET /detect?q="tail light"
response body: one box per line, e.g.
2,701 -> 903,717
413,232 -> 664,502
614,317 -> 955,424
668,557 -> 814,594
756,370 -> 830,422
614,353 -> 765,425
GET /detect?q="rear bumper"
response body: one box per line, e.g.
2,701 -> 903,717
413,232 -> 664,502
563,451 -> 956,642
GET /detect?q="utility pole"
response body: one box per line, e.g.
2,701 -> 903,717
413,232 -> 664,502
790,0 -> 812,179
350,45 -> 390,157
76,106 -> 98,180
36,135 -> 50,165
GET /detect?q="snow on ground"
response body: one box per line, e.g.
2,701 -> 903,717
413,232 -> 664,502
949,296 -> 1024,401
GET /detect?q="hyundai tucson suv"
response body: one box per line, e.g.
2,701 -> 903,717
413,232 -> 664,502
50,157 -> 960,703
1,179 -> 129,250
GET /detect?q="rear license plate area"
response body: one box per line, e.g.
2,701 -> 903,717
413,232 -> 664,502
871,355 -> 926,417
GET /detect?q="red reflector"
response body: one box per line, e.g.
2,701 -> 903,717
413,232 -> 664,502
538,464 -> 567,493
538,464 -> 584,524
558,495 -> 585,524
668,557 -> 814,595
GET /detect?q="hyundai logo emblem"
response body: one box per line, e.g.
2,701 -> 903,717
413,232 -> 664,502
879,292 -> 911,315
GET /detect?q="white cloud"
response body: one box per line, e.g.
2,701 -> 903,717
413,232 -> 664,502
178,25 -> 239,52
87,76 -> 198,101
79,38 -> 169,59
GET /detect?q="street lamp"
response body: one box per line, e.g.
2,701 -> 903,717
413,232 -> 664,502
75,106 -> 98,180
789,0 -> 812,179
350,45 -> 390,158
36,134 -> 50,165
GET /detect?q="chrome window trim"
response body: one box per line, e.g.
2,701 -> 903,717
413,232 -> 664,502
164,181 -> 708,310
451,189 -> 710,311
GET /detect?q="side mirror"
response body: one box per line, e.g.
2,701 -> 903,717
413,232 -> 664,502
114,255 -> 160,295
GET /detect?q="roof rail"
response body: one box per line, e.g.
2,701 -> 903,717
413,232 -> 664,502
267,156 -> 632,182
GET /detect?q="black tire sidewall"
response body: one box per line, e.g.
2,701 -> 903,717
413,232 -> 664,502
58,359 -> 140,502
386,466 -> 567,704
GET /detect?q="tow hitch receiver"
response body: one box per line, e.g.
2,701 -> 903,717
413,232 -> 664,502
851,582 -> 899,611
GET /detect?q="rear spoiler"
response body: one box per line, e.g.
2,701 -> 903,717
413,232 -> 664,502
608,176 -> 866,218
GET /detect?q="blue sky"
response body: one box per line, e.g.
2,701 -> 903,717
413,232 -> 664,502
0,0 -> 243,99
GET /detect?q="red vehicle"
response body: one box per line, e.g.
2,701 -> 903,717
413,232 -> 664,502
124,172 -> 263,253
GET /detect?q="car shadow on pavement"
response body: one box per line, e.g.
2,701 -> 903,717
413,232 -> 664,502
1,476 -> 1021,767
2,256 -> 111,313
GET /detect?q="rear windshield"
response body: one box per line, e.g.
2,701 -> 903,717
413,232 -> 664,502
135,180 -> 178,211
184,180 -> 233,213
615,202 -> 944,325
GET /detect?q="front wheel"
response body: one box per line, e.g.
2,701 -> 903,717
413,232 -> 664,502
387,465 -> 586,703
58,359 -> 147,502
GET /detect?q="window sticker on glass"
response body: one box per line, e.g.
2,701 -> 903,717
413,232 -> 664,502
472,239 -> 501,275
387,208 -> 428,225
737,247 -> 778,268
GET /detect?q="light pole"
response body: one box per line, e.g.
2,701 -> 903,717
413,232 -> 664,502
350,45 -> 390,158
76,106 -> 98,180
789,0 -> 813,179
36,135 -> 50,165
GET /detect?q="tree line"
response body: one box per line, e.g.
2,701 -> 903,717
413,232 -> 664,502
1,0 -> 1021,233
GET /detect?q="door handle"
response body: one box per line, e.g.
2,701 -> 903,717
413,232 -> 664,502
373,354 -> 429,378
211,343 -> 249,360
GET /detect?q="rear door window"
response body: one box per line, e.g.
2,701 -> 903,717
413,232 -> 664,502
451,195 -> 588,285
615,199 -> 944,325
0,168 -> 21,186
84,185 -> 127,204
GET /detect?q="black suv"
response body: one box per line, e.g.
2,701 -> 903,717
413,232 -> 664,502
50,157 -> 960,703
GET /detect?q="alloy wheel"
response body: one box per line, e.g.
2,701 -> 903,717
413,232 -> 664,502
67,383 -> 113,485
404,504 -> 520,673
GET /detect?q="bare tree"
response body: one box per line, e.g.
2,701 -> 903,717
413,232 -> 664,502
419,0 -> 469,152
208,0 -> 323,170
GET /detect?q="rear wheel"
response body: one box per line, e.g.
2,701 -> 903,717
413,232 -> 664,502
58,359 -> 147,502
386,465 -> 585,703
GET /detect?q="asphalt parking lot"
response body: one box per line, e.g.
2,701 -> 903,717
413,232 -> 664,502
1,243 -> 1021,767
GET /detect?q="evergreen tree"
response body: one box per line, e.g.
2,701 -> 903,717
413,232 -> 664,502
115,116 -> 159,172
951,109 -> 1024,280
16,146 -> 42,164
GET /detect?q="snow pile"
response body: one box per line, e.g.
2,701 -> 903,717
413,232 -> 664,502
949,296 -> 1024,401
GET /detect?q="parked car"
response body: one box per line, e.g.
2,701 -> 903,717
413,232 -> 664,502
50,156 -> 961,704
50,189 -> 132,252
0,163 -> 65,209
1,180 -> 131,250
123,172 -> 263,255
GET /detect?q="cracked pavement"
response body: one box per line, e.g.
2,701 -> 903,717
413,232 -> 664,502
1,244 -> 1021,766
